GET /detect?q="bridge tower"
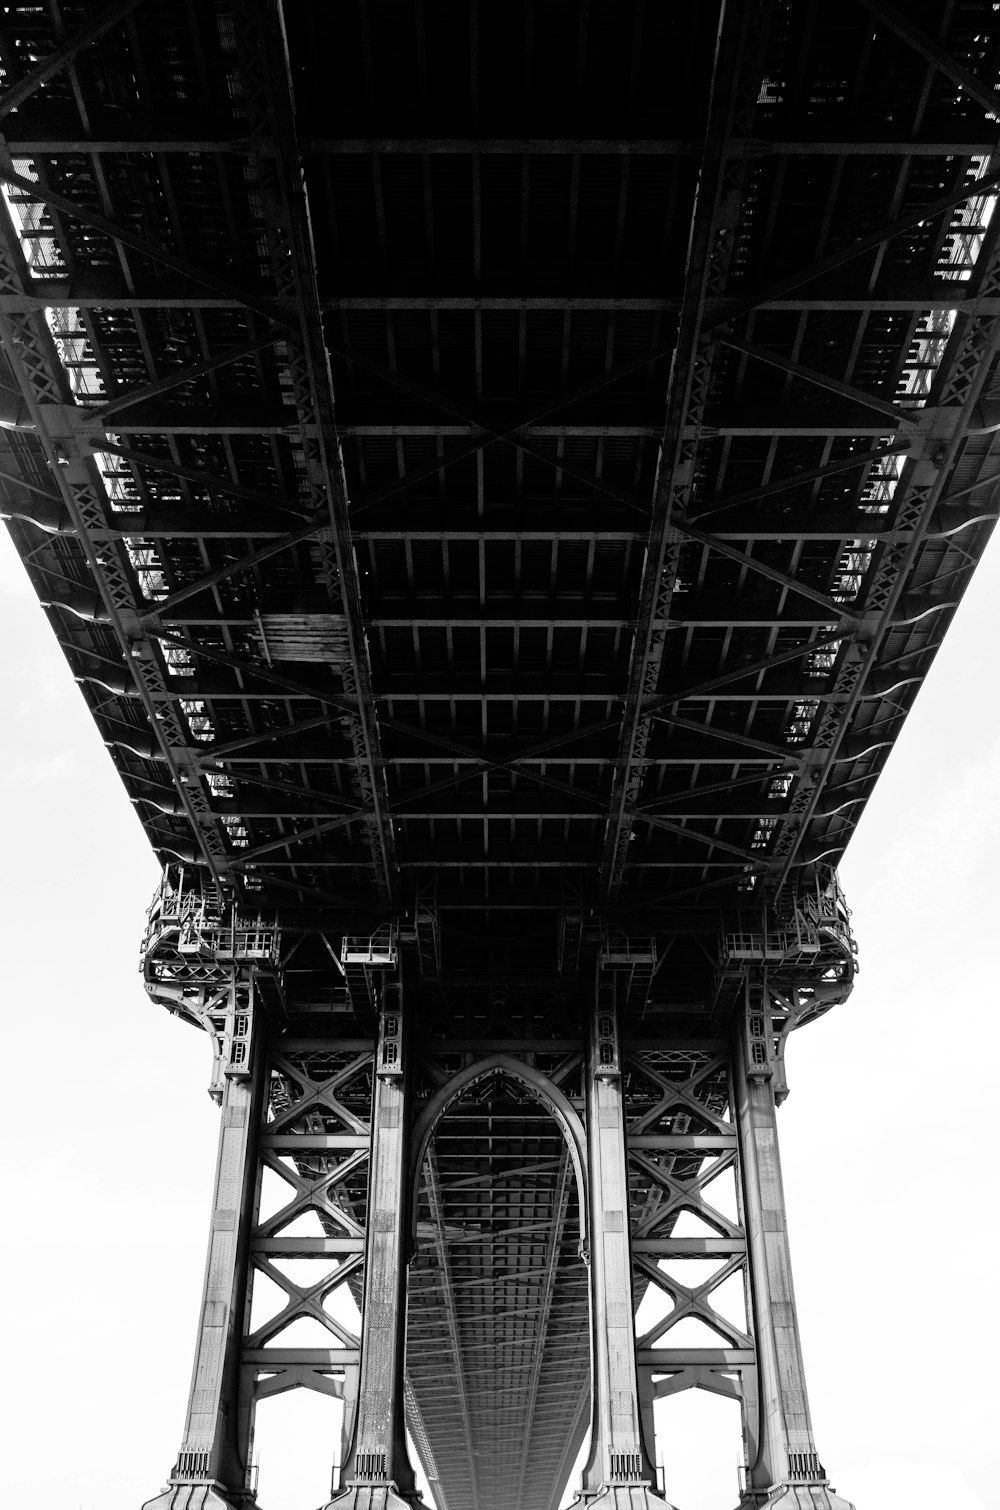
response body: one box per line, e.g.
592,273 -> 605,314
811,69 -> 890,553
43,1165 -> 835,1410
140,865 -> 857,1510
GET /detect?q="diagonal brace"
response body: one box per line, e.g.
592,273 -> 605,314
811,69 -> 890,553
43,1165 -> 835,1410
676,522 -> 863,622
88,438 -> 313,519
718,334 -> 906,425
690,442 -> 910,523
0,0 -> 146,119
644,630 -> 851,712
0,164 -> 288,324
141,515 -> 328,622
714,162 -> 1000,322
856,0 -> 1000,120
95,331 -> 281,422
652,711 -> 803,764
633,812 -> 762,864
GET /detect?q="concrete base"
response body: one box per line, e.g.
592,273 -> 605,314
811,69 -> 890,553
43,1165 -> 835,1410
740,1487 -> 856,1510
141,1486 -> 251,1510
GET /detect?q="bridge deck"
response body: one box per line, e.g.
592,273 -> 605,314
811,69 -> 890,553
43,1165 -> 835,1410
2,1 -> 1000,1505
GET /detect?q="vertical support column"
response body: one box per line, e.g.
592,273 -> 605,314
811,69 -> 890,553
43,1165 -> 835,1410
330,971 -> 418,1510
582,963 -> 674,1510
142,994 -> 266,1510
735,984 -> 853,1510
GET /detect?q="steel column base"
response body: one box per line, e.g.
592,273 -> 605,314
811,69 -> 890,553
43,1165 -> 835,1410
141,1486 -> 251,1510
739,1487 -> 855,1510
576,1487 -> 679,1510
324,1487 -> 419,1510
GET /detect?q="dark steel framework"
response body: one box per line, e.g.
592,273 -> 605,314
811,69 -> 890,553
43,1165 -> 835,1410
3,3 -> 1000,1509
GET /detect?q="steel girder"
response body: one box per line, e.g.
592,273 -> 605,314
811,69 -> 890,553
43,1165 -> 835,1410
4,2 -> 1000,1508
5,0 -> 1000,926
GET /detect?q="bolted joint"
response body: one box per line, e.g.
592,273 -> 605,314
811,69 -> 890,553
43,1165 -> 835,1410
377,977 -> 405,1078
592,973 -> 621,1078
170,1449 -> 212,1483
219,978 -> 256,1083
744,978 -> 774,1082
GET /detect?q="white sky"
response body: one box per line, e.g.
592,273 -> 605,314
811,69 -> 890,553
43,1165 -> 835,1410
1,520 -> 997,1510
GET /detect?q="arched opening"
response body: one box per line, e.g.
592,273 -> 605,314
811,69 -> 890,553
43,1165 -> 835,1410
405,1067 -> 591,1510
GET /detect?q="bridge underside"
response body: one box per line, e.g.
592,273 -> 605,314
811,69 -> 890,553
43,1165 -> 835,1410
408,1078 -> 590,1510
3,2 -> 1000,1508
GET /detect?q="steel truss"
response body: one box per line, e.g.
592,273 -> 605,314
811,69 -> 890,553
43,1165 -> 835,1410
4,1 -> 1000,1507
1,0 -> 1000,930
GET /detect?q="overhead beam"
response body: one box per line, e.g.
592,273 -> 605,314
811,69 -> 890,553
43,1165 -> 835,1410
599,0 -> 778,899
717,335 -> 907,424
151,630 -> 358,715
675,524 -> 862,622
0,0 -> 145,119
688,442 -> 908,522
198,713 -> 352,765
231,809 -> 367,866
0,165 -> 287,325
4,291 -> 998,314
635,813 -> 762,865
637,767 -> 800,814
330,335 -> 669,520
138,516 -> 327,622
716,160 -> 1000,321
252,870 -> 385,917
215,805 -> 786,822
209,766 -> 366,816
645,630 -> 852,712
856,0 -> 1000,120
87,440 -> 312,519
383,713 -> 620,813
144,609 -> 844,630
652,712 -> 801,765
7,130 -> 1000,157
94,332 -> 280,422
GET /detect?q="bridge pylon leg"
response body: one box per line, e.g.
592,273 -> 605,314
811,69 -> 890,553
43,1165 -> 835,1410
141,1010 -> 268,1510
733,987 -> 854,1510
325,975 -> 419,1510
579,964 -> 678,1510
140,882 -> 418,1510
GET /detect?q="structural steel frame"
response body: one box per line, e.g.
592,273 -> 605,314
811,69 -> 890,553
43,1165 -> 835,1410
4,2 -> 1000,1508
